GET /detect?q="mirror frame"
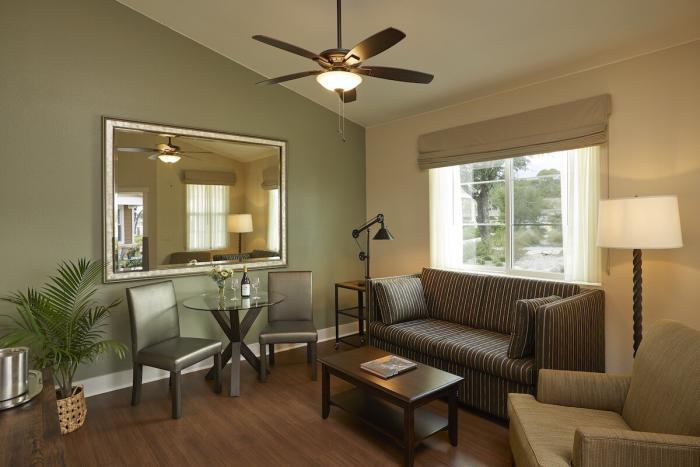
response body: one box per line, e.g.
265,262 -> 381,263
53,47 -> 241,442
102,117 -> 287,283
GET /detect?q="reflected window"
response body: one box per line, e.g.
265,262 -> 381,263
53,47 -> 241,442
186,184 -> 229,251
267,189 -> 280,252
115,192 -> 145,270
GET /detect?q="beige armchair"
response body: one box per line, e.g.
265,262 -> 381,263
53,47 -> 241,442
508,320 -> 699,467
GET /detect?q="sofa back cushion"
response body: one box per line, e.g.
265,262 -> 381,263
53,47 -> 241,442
507,295 -> 561,358
420,268 -> 488,326
374,277 -> 429,325
479,276 -> 580,334
622,320 -> 700,436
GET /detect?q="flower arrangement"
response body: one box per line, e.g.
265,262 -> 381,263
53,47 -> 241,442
209,266 -> 233,291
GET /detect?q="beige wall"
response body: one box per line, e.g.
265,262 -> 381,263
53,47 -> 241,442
366,40 -> 700,373
0,0 -> 365,381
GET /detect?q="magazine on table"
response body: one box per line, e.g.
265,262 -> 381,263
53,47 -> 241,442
360,355 -> 417,379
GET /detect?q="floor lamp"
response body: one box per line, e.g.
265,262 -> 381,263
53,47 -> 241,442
352,213 -> 394,283
228,214 -> 253,254
597,195 -> 683,356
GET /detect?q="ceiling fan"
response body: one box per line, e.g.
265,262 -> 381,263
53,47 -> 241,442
116,136 -> 211,164
253,0 -> 434,104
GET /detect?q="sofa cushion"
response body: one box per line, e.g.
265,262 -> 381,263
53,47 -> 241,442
421,268 -> 488,327
479,275 -> 580,334
508,295 -> 561,358
374,277 -> 428,325
369,319 -> 464,355
434,327 -> 537,385
508,393 -> 630,467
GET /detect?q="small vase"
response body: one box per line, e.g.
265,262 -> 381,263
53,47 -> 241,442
218,286 -> 225,300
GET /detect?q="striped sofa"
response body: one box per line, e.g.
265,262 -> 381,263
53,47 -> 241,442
367,268 -> 605,419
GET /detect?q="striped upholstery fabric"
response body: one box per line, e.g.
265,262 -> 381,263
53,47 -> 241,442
421,267 -> 488,326
374,337 -> 534,419
479,275 -> 579,334
367,274 -> 421,323
535,289 -> 605,372
434,327 -> 536,385
369,319 -> 463,355
508,295 -> 561,359
374,276 -> 428,325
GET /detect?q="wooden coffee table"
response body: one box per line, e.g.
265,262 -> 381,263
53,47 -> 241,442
319,346 -> 463,467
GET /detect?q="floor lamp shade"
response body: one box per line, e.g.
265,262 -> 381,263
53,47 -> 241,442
596,195 -> 683,356
597,196 -> 683,249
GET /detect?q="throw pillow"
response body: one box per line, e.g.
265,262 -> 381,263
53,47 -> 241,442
375,277 -> 428,325
507,295 -> 561,359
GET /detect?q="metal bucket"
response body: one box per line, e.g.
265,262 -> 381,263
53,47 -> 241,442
0,347 -> 29,401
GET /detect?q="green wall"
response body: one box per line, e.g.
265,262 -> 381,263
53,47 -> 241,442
0,0 -> 365,380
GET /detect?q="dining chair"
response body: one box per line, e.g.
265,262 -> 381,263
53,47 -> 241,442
126,281 -> 222,419
259,271 -> 317,382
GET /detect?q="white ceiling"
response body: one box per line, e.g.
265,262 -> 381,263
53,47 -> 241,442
117,0 -> 700,127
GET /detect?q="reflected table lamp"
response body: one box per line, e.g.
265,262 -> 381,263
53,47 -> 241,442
352,213 -> 395,283
228,214 -> 253,254
597,195 -> 683,356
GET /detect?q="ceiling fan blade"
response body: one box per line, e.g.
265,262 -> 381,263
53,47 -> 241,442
147,153 -> 159,160
117,147 -> 156,153
356,66 -> 434,84
256,70 -> 322,86
344,28 -> 406,64
336,88 -> 357,103
252,35 -> 329,66
180,151 -> 212,154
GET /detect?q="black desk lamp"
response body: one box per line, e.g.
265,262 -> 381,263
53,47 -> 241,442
352,213 -> 394,283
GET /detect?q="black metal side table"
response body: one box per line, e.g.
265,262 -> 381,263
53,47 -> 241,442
334,280 -> 366,349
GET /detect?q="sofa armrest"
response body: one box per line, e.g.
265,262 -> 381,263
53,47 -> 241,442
573,427 -> 700,467
535,289 -> 605,372
537,369 -> 630,413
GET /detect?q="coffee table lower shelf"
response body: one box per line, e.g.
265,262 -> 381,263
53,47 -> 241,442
330,388 -> 449,448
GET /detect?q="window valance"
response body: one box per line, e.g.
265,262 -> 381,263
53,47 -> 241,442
417,94 -> 611,170
182,170 -> 236,186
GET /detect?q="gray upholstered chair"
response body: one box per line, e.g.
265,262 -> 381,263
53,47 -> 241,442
126,281 -> 222,419
259,271 -> 317,382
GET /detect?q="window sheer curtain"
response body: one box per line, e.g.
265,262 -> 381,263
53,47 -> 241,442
562,146 -> 601,283
429,166 -> 462,269
266,189 -> 280,252
186,184 -> 229,251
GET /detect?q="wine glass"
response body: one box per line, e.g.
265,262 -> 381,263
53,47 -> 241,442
252,277 -> 261,299
230,277 -> 240,300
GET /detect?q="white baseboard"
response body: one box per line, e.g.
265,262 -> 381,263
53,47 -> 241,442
76,322 -> 363,398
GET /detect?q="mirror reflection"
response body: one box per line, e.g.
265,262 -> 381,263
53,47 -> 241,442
105,119 -> 285,281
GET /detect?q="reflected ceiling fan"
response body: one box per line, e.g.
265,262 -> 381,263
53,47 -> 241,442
116,136 -> 211,164
253,0 -> 434,104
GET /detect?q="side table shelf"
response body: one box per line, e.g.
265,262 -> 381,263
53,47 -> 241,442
334,280 -> 366,349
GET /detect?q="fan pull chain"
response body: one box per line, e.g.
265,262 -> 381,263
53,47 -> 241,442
337,91 -> 347,142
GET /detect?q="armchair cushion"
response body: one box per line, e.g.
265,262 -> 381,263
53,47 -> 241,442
573,427 -> 700,467
508,392 -> 629,467
537,369 -> 631,413
374,276 -> 428,325
507,295 -> 560,358
136,337 -> 221,372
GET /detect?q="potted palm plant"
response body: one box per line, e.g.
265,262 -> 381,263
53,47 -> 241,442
0,259 -> 126,434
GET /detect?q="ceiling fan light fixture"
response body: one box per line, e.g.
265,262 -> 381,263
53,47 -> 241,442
158,154 -> 181,164
316,70 -> 362,92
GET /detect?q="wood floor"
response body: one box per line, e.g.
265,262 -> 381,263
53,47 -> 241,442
64,340 -> 512,466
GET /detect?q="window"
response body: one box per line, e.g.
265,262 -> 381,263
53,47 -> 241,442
430,146 -> 601,283
186,184 -> 229,251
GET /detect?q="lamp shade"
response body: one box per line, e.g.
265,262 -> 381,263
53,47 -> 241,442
597,196 -> 682,249
227,214 -> 253,233
373,224 -> 394,240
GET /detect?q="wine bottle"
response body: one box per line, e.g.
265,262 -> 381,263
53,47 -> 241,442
241,266 -> 251,298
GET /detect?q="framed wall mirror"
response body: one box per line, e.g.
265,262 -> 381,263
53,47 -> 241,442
103,117 -> 287,282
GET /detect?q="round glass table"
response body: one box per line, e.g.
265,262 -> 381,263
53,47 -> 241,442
183,291 -> 285,396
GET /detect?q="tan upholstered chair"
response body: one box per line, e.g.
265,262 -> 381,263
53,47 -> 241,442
508,320 -> 699,467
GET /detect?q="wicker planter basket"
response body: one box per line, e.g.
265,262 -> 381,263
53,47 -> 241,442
56,385 -> 87,434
